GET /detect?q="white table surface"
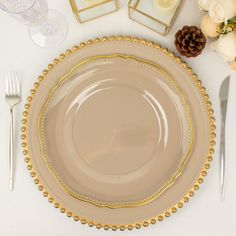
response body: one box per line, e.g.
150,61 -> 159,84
0,1 -> 236,235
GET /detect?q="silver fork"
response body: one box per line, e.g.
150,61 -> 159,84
5,72 -> 21,191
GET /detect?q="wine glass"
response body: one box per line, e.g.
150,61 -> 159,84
0,0 -> 68,48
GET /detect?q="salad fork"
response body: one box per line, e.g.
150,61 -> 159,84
5,72 -> 21,191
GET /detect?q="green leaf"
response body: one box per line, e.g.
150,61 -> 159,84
219,15 -> 236,35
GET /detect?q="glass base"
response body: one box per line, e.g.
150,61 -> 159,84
29,9 -> 67,48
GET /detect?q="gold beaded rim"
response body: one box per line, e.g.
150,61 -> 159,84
21,35 -> 216,231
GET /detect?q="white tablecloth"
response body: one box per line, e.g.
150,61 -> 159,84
0,1 -> 235,235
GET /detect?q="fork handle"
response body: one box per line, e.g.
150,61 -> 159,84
9,107 -> 14,191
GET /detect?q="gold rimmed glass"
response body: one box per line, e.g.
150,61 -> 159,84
0,0 -> 68,48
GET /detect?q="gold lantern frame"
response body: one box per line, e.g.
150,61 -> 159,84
69,0 -> 120,23
128,0 -> 184,35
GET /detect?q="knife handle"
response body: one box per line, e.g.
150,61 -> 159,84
220,118 -> 225,200
220,100 -> 227,201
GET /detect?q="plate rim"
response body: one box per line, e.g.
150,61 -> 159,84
21,35 -> 216,231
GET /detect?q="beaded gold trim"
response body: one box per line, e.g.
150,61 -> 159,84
21,35 -> 216,230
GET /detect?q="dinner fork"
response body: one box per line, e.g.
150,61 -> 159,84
5,72 -> 21,191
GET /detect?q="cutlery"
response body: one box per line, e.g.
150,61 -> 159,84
5,72 -> 21,191
219,75 -> 231,200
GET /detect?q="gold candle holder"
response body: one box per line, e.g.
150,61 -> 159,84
69,0 -> 119,23
128,0 -> 184,35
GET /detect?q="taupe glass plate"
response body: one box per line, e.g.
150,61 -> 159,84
39,54 -> 193,208
22,36 -> 215,230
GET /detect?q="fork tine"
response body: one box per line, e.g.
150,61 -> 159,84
13,72 -> 17,95
9,72 -> 13,95
15,73 -> 20,96
5,73 -> 10,96
6,72 -> 21,96
12,72 -> 16,95
10,72 -> 14,95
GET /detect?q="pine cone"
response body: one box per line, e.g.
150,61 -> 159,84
175,26 -> 206,58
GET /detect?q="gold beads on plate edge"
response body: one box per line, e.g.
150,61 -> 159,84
20,35 -> 216,231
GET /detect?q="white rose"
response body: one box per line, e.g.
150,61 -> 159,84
211,31 -> 236,61
201,14 -> 220,37
229,60 -> 236,70
197,0 -> 215,11
209,0 -> 236,23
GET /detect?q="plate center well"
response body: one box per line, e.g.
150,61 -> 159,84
40,55 -> 193,207
72,84 -> 162,175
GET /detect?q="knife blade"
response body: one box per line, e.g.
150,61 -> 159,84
219,75 -> 230,200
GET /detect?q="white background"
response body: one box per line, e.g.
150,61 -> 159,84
0,1 -> 236,235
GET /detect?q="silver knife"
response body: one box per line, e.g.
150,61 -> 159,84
219,75 -> 230,200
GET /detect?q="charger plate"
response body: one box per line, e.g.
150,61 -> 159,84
22,36 -> 216,230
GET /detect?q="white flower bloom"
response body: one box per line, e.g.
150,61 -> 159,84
197,0 -> 215,11
211,31 -> 236,61
201,14 -> 220,37
209,0 -> 236,23
229,60 -> 236,70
